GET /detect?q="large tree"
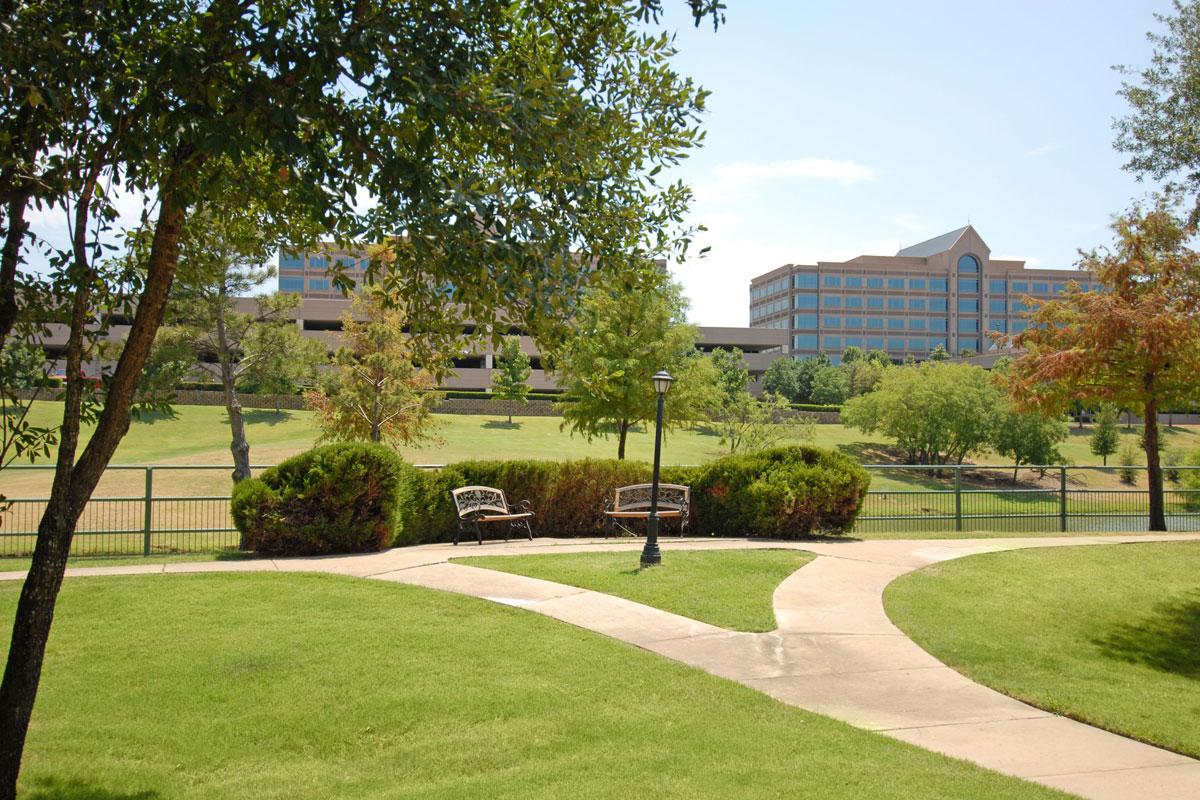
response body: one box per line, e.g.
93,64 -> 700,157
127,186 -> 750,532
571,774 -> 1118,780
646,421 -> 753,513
0,2 -> 720,792
550,275 -> 714,459
1004,203 -> 1200,531
1115,0 -> 1200,224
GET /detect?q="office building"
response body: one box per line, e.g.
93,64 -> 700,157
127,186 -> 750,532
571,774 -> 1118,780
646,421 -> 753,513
749,225 -> 1096,362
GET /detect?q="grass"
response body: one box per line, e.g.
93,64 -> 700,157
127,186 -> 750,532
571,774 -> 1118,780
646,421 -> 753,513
4,572 -> 1066,799
885,540 -> 1200,758
456,549 -> 813,631
0,550 -> 253,572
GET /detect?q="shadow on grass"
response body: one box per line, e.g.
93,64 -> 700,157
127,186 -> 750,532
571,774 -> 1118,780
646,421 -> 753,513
481,420 -> 522,430
240,409 -> 294,426
1093,590 -> 1200,679
25,777 -> 160,800
129,408 -> 179,424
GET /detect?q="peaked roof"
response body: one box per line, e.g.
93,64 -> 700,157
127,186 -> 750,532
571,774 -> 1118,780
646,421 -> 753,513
896,225 -> 971,258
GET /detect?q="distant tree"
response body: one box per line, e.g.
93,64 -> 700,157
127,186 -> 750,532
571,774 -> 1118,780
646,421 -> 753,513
1089,404 -> 1120,466
0,342 -> 42,391
903,354 -> 916,366
841,346 -> 863,363
718,391 -> 814,454
866,349 -> 891,366
929,344 -> 950,361
99,327 -> 196,414
308,291 -> 444,448
491,336 -> 532,425
1118,440 -> 1141,485
550,276 -> 713,459
959,346 -> 976,358
842,362 -> 998,465
992,403 -> 1068,479
842,357 -> 887,398
809,365 -> 848,405
1005,202 -> 1200,530
1115,0 -> 1200,224
990,355 -> 1013,374
760,358 -> 805,402
238,324 -> 327,416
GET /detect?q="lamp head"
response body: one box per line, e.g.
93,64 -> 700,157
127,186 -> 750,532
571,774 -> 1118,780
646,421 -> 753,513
652,370 -> 674,395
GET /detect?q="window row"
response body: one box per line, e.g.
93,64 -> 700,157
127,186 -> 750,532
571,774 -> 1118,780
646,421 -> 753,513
750,298 -> 789,320
795,315 -> 950,332
281,277 -> 332,293
794,335 -> 950,352
751,276 -> 790,301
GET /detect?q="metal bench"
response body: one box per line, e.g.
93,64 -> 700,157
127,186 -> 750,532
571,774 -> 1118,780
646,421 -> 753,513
450,485 -> 534,545
603,483 -> 690,538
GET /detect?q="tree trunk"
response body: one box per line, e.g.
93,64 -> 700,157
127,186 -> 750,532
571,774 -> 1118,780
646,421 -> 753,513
1144,394 -> 1166,532
508,398 -> 513,425
617,419 -> 629,460
0,195 -> 30,350
370,387 -> 381,443
0,175 -> 187,798
213,294 -> 251,488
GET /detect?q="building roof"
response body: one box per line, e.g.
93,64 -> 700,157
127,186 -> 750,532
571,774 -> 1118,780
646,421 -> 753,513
896,225 -> 971,258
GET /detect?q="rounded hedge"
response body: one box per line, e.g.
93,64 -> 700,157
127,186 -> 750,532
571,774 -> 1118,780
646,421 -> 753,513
691,446 -> 870,538
231,442 -> 407,556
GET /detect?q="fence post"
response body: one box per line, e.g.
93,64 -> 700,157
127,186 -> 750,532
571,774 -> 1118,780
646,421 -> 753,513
143,467 -> 154,557
1059,466 -> 1068,533
954,466 -> 963,532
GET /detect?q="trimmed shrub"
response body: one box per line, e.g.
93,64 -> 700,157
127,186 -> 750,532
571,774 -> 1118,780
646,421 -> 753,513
691,446 -> 869,538
231,442 -> 406,555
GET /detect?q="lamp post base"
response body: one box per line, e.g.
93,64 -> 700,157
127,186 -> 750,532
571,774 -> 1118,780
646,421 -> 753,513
640,516 -> 661,566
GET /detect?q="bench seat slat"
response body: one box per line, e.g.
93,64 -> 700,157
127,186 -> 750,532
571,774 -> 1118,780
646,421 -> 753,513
479,512 -> 534,522
604,509 -> 683,519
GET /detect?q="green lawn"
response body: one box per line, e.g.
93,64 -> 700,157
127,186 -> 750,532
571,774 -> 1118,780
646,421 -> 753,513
5,573 -> 1065,799
885,541 -> 1200,758
457,549 -> 813,632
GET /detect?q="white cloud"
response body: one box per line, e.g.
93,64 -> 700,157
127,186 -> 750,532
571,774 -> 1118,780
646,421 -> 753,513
1025,143 -> 1057,158
694,157 -> 875,203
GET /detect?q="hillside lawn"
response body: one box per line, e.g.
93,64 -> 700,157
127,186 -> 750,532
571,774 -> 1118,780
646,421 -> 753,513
2,572 -> 1067,799
885,541 -> 1200,759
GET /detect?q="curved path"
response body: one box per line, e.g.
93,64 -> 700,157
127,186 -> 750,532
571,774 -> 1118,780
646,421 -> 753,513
6,533 -> 1200,799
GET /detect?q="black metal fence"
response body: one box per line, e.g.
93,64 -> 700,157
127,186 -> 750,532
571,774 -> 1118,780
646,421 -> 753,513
2,463 -> 1198,558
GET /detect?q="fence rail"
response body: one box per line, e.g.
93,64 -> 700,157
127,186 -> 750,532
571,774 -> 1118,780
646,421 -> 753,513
3,463 -> 1199,558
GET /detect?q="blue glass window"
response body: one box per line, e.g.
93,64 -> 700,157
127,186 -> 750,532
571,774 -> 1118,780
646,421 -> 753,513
824,336 -> 842,349
989,279 -> 1007,293
867,277 -> 884,288
960,339 -> 979,353
988,319 -> 1007,332
845,296 -> 863,308
930,318 -> 948,332
845,337 -> 863,348
866,337 -> 885,349
908,318 -> 926,330
280,277 -> 304,293
1011,320 -> 1028,333
794,274 -> 819,289
308,279 -> 331,291
888,338 -> 905,350
887,318 -> 905,330
1011,281 -> 1028,293
989,299 -> 1006,314
793,334 -> 819,350
339,256 -> 357,268
930,298 -> 948,312
828,355 -> 842,366
929,338 -> 947,351
959,278 -> 979,293
309,256 -> 329,269
888,278 -> 904,289
958,298 -> 979,313
793,314 -> 818,329
844,316 -> 862,328
888,298 -> 904,310
867,317 -> 884,329
279,252 -> 305,269
845,276 -> 863,288
794,294 -> 819,309
909,298 -> 926,310
909,337 -> 925,350
867,297 -> 884,309
1053,282 -> 1066,293
957,254 -> 980,273
958,318 -> 979,333
930,278 -> 948,292
824,276 -> 841,287
909,278 -> 926,290
823,316 -> 841,328
1033,282 -> 1049,294
823,296 -> 841,308
1011,301 -> 1029,313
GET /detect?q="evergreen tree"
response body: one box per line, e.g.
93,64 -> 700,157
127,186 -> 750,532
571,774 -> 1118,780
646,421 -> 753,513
1090,404 -> 1120,466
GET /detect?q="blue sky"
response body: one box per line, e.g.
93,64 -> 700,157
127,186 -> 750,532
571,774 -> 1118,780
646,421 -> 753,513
661,1 -> 1173,325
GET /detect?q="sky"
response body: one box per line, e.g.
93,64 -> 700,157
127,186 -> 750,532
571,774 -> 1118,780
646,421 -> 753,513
657,1 -> 1173,326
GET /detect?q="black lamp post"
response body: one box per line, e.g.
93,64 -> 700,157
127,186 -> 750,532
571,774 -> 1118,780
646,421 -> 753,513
641,370 -> 674,566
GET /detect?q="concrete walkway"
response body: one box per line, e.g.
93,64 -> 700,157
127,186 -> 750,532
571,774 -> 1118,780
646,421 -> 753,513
7,533 -> 1200,799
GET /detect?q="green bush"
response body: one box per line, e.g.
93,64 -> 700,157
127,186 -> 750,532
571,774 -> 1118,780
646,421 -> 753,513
691,446 -> 869,538
1118,441 -> 1140,486
231,442 -> 406,555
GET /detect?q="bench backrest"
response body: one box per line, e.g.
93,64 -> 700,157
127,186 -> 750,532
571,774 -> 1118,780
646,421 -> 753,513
452,486 -> 510,518
612,483 -> 690,513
